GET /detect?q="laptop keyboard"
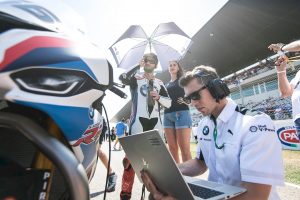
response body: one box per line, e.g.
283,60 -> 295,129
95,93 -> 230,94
188,183 -> 224,199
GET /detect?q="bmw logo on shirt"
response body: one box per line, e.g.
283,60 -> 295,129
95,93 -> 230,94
203,126 -> 209,135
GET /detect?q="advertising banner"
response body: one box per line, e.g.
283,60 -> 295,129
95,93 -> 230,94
274,119 -> 300,150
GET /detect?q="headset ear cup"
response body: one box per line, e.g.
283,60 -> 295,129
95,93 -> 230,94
221,80 -> 230,97
206,79 -> 230,100
206,80 -> 218,99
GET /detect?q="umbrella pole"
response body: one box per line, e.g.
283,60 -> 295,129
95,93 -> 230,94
148,37 -> 152,52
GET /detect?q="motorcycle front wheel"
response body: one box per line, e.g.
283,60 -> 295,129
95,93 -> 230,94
0,112 -> 89,200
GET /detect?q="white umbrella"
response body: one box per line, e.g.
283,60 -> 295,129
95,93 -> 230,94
109,22 -> 193,71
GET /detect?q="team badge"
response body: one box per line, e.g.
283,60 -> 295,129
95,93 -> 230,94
203,126 -> 209,135
140,84 -> 148,97
249,126 -> 258,132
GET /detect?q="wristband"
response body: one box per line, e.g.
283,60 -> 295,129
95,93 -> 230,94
280,44 -> 285,51
277,70 -> 286,74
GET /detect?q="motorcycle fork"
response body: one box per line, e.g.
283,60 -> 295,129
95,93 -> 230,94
31,118 -> 66,200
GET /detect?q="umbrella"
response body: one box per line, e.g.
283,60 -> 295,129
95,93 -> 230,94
109,22 -> 193,71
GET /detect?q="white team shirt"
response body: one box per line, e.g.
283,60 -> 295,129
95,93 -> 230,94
196,98 -> 284,200
290,70 -> 300,121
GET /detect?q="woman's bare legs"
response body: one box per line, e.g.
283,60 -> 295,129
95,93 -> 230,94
176,128 -> 192,162
113,137 -> 121,150
97,147 -> 112,174
164,128 -> 180,163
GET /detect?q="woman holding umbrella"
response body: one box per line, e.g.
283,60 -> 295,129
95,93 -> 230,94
164,60 -> 192,163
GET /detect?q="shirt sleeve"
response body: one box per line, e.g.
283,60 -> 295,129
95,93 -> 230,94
240,114 -> 285,186
158,82 -> 171,108
290,70 -> 300,88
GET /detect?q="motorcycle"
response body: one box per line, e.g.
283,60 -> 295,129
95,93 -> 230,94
0,1 -> 126,199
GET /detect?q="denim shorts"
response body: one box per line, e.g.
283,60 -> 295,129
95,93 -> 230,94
295,118 -> 300,139
163,110 -> 192,129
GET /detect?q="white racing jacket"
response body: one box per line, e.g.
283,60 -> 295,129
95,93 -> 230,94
120,67 -> 171,136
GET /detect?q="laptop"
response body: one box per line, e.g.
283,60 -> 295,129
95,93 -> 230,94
119,130 -> 246,200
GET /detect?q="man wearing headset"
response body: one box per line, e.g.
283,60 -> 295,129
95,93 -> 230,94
141,65 -> 284,200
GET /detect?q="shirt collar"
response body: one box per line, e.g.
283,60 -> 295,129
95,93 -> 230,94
215,98 -> 237,124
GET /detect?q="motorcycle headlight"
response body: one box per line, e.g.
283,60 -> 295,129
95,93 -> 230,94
15,74 -> 82,94
11,68 -> 105,96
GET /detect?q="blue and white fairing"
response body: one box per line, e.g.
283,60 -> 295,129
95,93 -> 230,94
0,1 -> 113,175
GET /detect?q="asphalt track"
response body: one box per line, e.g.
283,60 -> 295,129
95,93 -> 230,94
89,141 -> 300,200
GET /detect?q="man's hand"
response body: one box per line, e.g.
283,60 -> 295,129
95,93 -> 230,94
139,59 -> 145,67
140,170 -> 176,200
268,43 -> 285,53
178,158 -> 207,176
150,90 -> 160,100
275,55 -> 288,71
232,182 -> 271,200
177,97 -> 189,105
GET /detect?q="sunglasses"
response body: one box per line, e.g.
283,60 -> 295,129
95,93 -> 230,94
144,59 -> 156,64
183,86 -> 207,103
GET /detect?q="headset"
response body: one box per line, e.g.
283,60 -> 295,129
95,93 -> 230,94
195,70 -> 230,102
206,79 -> 230,102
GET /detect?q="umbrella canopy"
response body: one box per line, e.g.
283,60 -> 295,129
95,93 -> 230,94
109,22 -> 193,71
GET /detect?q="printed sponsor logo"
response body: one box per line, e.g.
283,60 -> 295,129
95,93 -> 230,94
72,122 -> 102,146
140,84 -> 148,97
249,125 -> 275,132
277,126 -> 300,148
199,138 -> 211,142
140,83 -> 158,97
142,158 -> 149,169
39,171 -> 51,200
202,126 -> 209,135
249,126 -> 257,132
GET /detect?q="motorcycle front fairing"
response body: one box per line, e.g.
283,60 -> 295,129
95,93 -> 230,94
0,28 -> 113,178
0,1 -> 114,199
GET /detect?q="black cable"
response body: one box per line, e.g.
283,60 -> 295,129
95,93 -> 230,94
141,184 -> 146,200
102,103 -> 111,200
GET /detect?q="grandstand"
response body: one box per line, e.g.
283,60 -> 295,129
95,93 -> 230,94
110,0 -> 300,123
227,62 -> 299,119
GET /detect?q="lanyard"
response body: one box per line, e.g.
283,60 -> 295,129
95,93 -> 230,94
212,123 -> 225,150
